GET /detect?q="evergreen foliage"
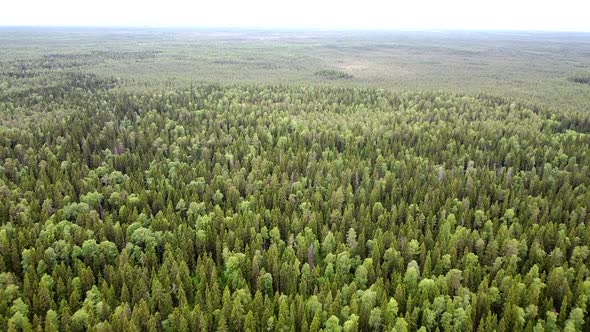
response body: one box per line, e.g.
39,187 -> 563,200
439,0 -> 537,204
1,30 -> 590,331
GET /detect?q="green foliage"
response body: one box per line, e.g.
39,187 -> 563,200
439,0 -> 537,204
325,315 -> 342,332
61,202 -> 90,221
0,30 -> 590,331
568,71 -> 590,85
315,69 -> 353,80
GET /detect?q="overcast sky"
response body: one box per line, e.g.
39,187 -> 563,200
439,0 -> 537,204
1,0 -> 589,32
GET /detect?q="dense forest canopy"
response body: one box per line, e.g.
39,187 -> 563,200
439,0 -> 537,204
0,29 -> 590,331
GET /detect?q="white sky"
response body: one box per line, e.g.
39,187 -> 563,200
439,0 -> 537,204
1,0 -> 589,32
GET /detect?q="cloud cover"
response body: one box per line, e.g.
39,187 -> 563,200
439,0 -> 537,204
1,0 -> 589,31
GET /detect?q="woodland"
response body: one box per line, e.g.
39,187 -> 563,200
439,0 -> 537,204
0,29 -> 590,331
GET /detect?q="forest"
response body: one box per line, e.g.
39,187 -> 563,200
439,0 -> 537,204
1,28 -> 590,331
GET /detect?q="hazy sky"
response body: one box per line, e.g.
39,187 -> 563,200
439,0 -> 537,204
1,0 -> 589,32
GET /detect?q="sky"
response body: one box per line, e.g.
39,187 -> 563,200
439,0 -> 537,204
0,0 -> 589,32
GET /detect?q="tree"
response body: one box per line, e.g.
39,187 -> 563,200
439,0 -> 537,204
44,309 -> 59,332
61,203 -> 90,221
343,314 -> 359,332
71,309 -> 89,332
347,228 -> 357,250
446,269 -> 463,295
8,311 -> 33,332
369,308 -> 382,331
325,315 -> 342,332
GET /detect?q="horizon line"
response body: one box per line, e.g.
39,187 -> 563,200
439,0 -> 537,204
1,25 -> 590,34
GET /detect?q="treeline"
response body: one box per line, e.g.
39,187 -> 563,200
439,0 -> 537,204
568,72 -> 590,85
0,80 -> 590,331
315,70 -> 353,80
